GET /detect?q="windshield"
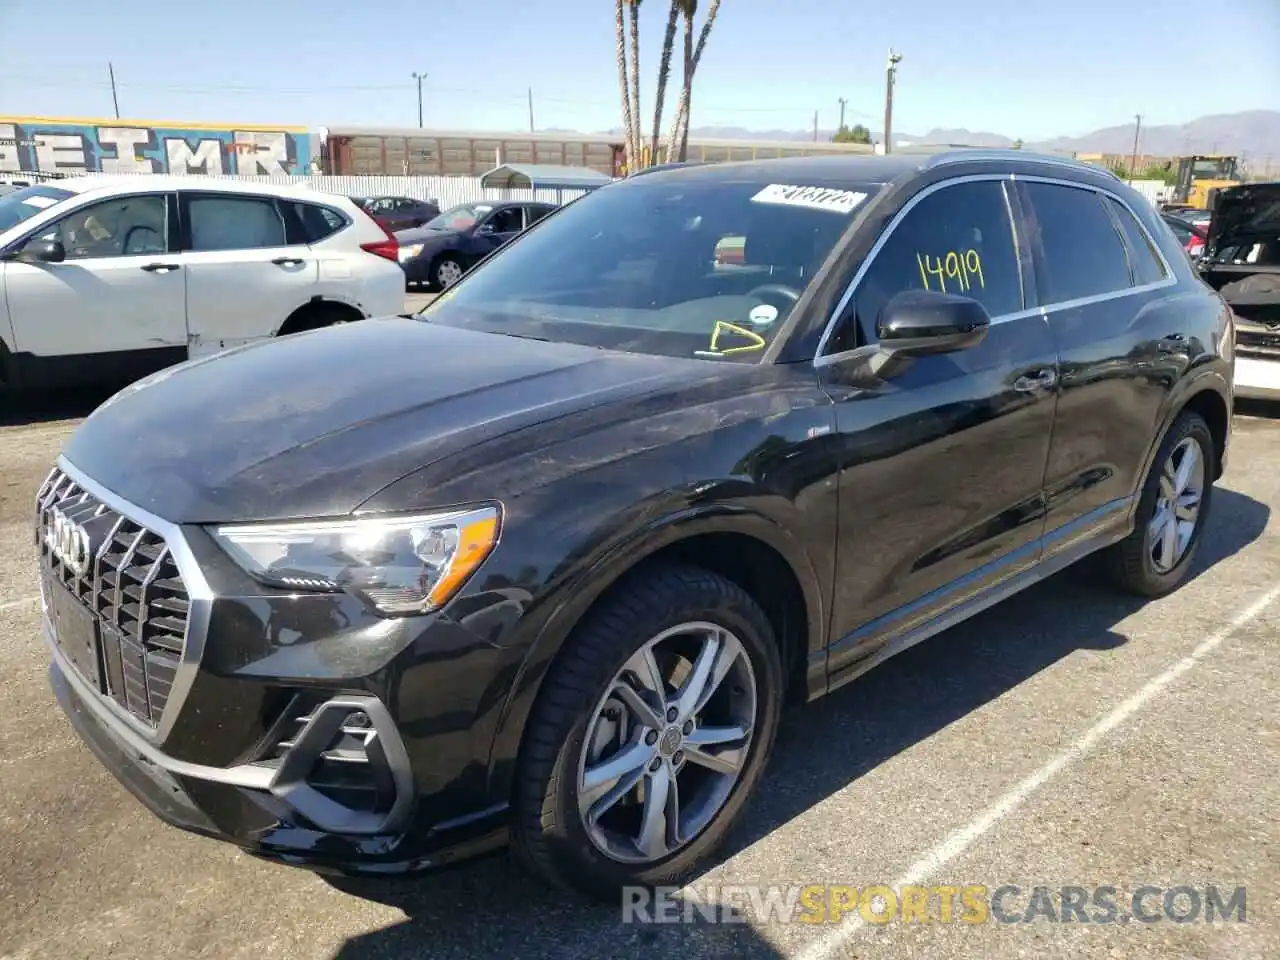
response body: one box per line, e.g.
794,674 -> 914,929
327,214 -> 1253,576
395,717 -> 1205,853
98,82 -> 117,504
0,184 -> 75,233
422,177 -> 878,361
425,203 -> 494,231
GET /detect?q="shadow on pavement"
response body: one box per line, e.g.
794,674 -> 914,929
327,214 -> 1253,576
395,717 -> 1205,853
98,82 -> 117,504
327,487 -> 1269,960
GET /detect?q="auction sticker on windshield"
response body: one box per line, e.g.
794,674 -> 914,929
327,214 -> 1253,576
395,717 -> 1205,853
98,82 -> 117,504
751,184 -> 867,215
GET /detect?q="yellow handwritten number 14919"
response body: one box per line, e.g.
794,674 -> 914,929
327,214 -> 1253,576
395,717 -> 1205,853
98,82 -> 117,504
917,250 -> 985,293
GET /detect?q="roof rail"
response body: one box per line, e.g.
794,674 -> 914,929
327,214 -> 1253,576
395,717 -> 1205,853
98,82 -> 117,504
921,148 -> 1123,180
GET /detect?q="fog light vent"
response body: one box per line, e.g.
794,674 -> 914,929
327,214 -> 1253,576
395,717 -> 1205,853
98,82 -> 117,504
258,695 -> 413,835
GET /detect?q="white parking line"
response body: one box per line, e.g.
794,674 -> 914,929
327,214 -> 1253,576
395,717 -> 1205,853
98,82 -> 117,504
0,596 -> 38,613
794,583 -> 1280,960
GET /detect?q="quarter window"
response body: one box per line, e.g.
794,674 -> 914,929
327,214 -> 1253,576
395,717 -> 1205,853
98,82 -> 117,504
827,179 -> 1023,354
1022,182 -> 1130,304
36,194 -> 167,260
1107,197 -> 1168,285
283,201 -> 347,244
187,195 -> 286,251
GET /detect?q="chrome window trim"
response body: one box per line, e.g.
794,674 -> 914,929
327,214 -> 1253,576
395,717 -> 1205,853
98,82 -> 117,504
813,172 -> 1178,369
53,455 -> 213,744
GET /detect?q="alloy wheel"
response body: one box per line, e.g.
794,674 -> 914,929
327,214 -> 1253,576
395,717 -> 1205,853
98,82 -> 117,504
576,622 -> 757,864
1147,436 -> 1205,574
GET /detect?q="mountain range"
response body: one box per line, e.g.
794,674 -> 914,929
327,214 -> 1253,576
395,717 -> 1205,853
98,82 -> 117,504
610,110 -> 1279,169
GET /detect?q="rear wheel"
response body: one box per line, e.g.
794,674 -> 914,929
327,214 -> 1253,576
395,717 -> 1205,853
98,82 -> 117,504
1102,410 -> 1214,597
511,564 -> 783,899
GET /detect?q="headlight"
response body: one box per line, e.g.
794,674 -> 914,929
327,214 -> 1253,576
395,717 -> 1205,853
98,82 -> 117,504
210,506 -> 500,615
398,243 -> 424,261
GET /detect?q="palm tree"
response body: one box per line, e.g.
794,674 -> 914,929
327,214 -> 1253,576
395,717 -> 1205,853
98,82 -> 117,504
650,1 -> 680,165
628,0 -> 643,168
666,0 -> 721,162
615,0 -> 636,173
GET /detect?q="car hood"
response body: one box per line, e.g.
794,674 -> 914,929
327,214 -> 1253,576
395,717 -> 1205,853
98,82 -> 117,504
1207,182 -> 1280,257
61,319 -> 694,524
394,225 -> 459,244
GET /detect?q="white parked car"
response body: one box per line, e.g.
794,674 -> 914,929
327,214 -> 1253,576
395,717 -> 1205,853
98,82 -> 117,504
0,176 -> 406,390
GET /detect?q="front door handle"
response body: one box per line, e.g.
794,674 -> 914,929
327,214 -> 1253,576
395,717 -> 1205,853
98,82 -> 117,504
271,256 -> 305,266
140,262 -> 180,273
1013,368 -> 1058,393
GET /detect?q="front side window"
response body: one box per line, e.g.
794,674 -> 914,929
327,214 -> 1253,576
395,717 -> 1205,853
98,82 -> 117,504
1022,182 -> 1130,304
825,179 -> 1023,355
187,195 -> 286,251
36,194 -> 167,260
486,208 -> 523,233
424,177 -> 879,362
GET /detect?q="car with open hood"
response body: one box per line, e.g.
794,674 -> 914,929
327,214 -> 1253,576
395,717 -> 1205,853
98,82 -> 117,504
37,151 -> 1232,898
1196,180 -> 1280,399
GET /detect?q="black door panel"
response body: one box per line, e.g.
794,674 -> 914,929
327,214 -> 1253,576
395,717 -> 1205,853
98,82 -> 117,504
1016,179 -> 1186,541
817,176 -> 1058,671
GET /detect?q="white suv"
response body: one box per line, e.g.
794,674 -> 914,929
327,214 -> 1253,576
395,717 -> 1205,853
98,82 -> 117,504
0,176 -> 405,390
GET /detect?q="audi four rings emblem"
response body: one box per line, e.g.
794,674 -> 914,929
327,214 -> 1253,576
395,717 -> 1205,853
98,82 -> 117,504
45,508 -> 92,577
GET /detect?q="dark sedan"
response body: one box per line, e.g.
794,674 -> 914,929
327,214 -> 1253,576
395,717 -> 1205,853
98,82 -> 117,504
352,195 -> 442,232
395,200 -> 557,289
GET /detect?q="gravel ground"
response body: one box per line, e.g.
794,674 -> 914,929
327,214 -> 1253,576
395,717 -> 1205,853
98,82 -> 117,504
0,356 -> 1276,959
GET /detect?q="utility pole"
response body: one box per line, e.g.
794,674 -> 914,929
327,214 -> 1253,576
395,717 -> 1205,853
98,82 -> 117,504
528,88 -> 535,133
837,97 -> 847,132
884,49 -> 903,155
813,110 -> 818,142
108,62 -> 120,119
1129,113 -> 1142,183
411,71 -> 427,128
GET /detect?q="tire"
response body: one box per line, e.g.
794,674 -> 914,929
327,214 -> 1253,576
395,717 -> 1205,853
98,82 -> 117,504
432,255 -> 464,291
1101,410 -> 1215,597
511,563 -> 784,900
280,302 -> 359,335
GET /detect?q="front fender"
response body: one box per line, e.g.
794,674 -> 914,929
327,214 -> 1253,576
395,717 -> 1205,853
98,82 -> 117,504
482,498 -> 827,801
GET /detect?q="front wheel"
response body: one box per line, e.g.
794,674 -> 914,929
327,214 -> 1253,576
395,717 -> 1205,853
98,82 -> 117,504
432,255 -> 464,290
512,564 -> 783,899
1102,409 -> 1215,597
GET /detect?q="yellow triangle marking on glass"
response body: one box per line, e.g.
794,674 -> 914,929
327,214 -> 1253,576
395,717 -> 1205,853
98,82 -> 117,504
709,320 -> 766,355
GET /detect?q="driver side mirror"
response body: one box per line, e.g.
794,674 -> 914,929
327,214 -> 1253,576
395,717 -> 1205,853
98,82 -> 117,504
877,289 -> 990,356
14,238 -> 66,264
475,222 -> 496,236
847,289 -> 990,382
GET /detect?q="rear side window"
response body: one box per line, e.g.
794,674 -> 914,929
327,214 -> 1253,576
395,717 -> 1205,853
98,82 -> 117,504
828,179 -> 1023,353
284,201 -> 348,244
1107,197 -> 1168,285
187,195 -> 286,251
1022,182 -> 1130,304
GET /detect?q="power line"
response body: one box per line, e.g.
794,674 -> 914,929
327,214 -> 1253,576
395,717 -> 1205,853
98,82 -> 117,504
0,74 -> 875,118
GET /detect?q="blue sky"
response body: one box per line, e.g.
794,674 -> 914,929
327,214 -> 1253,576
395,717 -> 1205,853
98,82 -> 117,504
1,0 -> 1276,139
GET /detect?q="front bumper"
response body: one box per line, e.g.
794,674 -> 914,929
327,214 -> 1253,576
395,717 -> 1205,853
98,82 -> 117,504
39,458 -> 517,874
398,252 -> 435,283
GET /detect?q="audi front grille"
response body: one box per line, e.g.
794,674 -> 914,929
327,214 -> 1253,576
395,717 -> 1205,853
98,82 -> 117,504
35,468 -> 190,727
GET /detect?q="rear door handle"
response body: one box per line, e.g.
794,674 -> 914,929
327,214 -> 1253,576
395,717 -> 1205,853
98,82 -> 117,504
140,262 -> 180,273
271,256 -> 305,266
1013,368 -> 1058,392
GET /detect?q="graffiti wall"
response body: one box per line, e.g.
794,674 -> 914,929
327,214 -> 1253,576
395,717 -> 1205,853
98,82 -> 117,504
0,117 -> 314,176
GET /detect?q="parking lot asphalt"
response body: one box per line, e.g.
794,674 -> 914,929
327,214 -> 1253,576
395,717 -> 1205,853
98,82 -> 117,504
0,331 -> 1276,957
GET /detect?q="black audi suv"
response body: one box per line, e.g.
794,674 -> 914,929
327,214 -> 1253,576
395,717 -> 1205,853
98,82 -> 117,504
37,151 -> 1234,897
